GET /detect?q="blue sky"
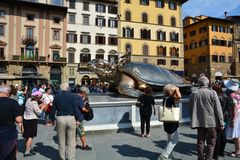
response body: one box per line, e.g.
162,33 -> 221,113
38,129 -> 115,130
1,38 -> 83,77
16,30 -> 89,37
182,0 -> 240,18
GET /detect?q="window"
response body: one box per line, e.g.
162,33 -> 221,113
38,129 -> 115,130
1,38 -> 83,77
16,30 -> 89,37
171,17 -> 176,27
125,11 -> 131,21
170,32 -> 179,42
80,53 -> 91,63
80,35 -> 91,44
157,46 -> 166,56
212,38 -> 218,45
67,33 -> 77,43
83,2 -> 89,11
183,33 -> 187,38
212,55 -> 218,62
123,27 -> 134,38
170,47 -> 179,57
171,60 -> 179,66
142,13 -> 148,23
68,52 -> 75,63
0,25 -> 4,36
199,39 -> 208,47
96,54 -> 104,59
140,0 -> 149,5
158,15 -> 163,25
26,28 -> 33,38
169,2 -> 177,10
157,59 -> 166,65
96,4 -> 106,13
53,17 -> 60,24
53,51 -> 60,61
53,30 -> 60,40
96,17 -> 106,27
143,45 -> 148,56
141,29 -> 151,39
228,40 -> 232,47
82,15 -> 89,25
219,55 -> 225,62
156,0 -> 164,8
0,48 -> 4,59
27,14 -> 34,21
198,56 -> 206,63
0,10 -> 5,17
219,26 -> 224,32
108,37 -> 117,45
69,14 -> 75,24
190,41 -> 197,49
190,30 -> 196,37
199,26 -> 207,33
125,44 -> 132,53
51,0 -> 63,6
108,6 -> 117,14
212,25 -> 218,32
108,55 -> 118,63
108,19 -> 117,28
157,31 -> 166,41
184,44 -> 188,50
69,0 -> 75,9
95,36 -> 105,45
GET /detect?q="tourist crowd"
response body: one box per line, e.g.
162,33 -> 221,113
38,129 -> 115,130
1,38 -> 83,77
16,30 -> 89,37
0,76 -> 240,160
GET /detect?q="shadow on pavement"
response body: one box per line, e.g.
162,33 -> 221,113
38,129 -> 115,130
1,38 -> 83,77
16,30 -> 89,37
35,142 -> 59,159
17,139 -> 25,153
154,140 -> 197,156
180,133 -> 197,139
112,144 -> 159,160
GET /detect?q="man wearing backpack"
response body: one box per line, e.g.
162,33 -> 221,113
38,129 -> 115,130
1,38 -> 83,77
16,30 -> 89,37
74,86 -> 92,150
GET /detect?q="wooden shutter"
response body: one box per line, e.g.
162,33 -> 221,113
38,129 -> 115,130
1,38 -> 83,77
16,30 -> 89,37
74,34 -> 77,43
103,37 -> 106,44
148,30 -> 151,39
131,28 -> 134,38
123,27 -> 126,37
163,32 -> 166,40
66,34 -> 69,42
103,19 -> 106,26
88,35 -> 91,44
95,18 -> 98,26
176,33 -> 179,42
80,35 -> 83,43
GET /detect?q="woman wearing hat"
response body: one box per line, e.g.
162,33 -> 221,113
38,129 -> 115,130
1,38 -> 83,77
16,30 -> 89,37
224,79 -> 240,157
23,91 -> 47,157
137,86 -> 155,138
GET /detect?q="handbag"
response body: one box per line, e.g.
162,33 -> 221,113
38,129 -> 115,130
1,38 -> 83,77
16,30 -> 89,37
158,98 -> 180,122
136,94 -> 144,108
83,102 -> 94,121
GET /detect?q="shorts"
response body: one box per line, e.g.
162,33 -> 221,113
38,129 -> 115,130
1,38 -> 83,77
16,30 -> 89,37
76,122 -> 85,137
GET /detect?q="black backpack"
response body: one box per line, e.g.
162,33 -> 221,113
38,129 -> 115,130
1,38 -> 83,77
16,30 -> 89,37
83,103 -> 94,121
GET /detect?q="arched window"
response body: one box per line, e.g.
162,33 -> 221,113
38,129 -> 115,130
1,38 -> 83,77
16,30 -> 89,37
157,46 -> 166,57
158,15 -> 163,25
125,11 -> 131,21
22,65 -> 37,76
26,45 -> 34,60
122,27 -> 134,38
143,44 -> 148,56
171,17 -> 176,27
190,40 -> 197,49
170,47 -> 179,57
170,32 -> 179,42
141,29 -> 151,39
142,13 -> 148,23
157,31 -> 166,41
125,44 -> 132,53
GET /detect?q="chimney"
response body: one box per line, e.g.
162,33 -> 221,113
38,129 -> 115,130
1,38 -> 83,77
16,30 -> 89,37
224,11 -> 227,19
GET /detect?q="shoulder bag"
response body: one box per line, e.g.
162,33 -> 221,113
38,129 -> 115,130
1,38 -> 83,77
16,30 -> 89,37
158,98 -> 180,122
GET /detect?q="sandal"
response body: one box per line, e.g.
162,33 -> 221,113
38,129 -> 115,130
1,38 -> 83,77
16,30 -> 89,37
229,152 -> 240,158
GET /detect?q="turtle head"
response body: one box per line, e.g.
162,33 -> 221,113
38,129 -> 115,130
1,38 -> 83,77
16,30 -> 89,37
87,59 -> 115,77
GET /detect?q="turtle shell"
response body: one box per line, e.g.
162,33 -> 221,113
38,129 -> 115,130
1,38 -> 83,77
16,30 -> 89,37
121,62 -> 190,87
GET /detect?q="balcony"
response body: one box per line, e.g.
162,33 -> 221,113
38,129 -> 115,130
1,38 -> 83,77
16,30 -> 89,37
53,57 -> 67,62
21,36 -> 37,45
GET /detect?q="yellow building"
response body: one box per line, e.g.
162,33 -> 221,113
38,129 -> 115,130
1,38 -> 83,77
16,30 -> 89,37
118,0 -> 187,76
183,16 -> 233,82
0,0 -> 68,86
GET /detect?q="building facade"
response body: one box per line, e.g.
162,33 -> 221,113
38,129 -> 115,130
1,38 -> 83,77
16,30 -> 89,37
118,0 -> 187,76
183,16 -> 233,82
0,0 -> 68,86
66,0 -> 118,85
227,16 -> 240,77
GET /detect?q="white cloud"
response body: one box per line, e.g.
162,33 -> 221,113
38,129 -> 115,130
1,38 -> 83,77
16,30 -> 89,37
183,0 -> 240,18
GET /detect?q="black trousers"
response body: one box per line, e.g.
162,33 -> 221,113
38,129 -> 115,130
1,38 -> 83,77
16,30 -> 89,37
140,115 -> 151,135
213,129 -> 226,159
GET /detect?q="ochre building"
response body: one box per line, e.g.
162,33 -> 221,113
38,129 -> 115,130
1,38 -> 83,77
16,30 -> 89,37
118,0 -> 187,76
183,16 -> 233,82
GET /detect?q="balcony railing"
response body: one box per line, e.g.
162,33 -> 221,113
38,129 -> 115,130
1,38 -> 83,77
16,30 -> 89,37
53,57 -> 67,62
21,36 -> 37,45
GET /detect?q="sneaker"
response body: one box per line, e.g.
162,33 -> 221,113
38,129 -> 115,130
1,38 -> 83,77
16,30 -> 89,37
158,155 -> 168,160
146,134 -> 150,138
24,150 -> 36,157
81,145 -> 92,151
